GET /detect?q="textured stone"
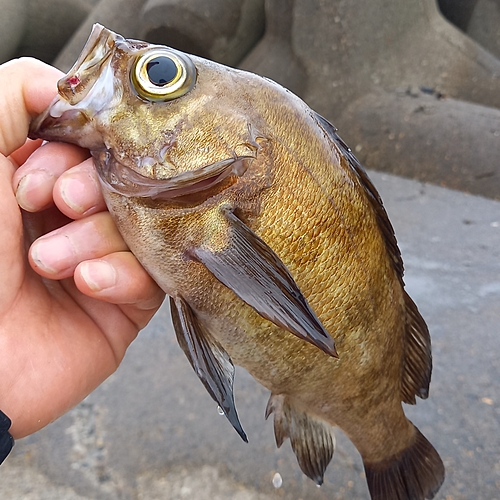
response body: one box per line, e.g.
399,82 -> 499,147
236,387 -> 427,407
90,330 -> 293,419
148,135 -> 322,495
438,0 -> 500,59
54,0 -> 149,71
14,0 -> 92,64
437,0 -> 479,31
338,89 -> 500,199
239,0 -> 306,96
0,0 -> 27,63
140,0 -> 265,66
467,0 -> 500,59
290,0 -> 500,114
55,0 -> 264,71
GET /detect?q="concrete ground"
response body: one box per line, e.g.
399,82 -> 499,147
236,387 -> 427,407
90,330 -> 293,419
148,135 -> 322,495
1,170 -> 499,500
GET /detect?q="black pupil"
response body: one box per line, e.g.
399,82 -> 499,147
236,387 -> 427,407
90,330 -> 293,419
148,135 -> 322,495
146,56 -> 178,86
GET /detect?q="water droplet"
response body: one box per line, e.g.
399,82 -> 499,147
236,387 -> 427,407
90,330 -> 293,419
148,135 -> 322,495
272,472 -> 283,488
217,406 -> 225,416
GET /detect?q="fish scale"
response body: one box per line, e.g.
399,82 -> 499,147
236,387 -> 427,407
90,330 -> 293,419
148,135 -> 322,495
256,145 -> 387,335
29,23 -> 444,500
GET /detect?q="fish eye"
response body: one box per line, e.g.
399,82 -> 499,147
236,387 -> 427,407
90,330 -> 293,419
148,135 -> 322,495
132,48 -> 196,101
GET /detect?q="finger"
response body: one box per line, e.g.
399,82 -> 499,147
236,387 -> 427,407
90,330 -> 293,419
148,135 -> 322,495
9,138 -> 43,167
53,159 -> 106,219
29,211 -> 128,279
0,58 -> 62,156
75,252 -> 165,328
13,142 -> 89,212
21,208 -> 71,250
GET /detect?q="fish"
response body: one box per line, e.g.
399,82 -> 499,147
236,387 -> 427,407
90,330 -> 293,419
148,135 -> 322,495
29,24 -> 445,500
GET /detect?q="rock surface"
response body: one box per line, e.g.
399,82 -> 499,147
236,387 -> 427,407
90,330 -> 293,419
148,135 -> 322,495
0,0 -> 27,64
337,89 -> 500,199
3,0 -> 500,197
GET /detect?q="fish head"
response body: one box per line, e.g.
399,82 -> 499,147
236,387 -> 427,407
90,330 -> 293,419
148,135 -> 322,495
29,24 -> 267,201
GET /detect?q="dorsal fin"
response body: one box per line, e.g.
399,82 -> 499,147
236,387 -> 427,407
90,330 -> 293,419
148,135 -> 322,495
313,112 -> 404,279
401,293 -> 432,403
313,112 -> 432,403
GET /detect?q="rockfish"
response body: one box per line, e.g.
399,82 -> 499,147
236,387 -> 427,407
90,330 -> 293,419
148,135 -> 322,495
30,24 -> 445,500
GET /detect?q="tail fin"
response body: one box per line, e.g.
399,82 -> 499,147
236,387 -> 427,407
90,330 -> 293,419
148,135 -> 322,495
363,425 -> 444,500
265,394 -> 335,486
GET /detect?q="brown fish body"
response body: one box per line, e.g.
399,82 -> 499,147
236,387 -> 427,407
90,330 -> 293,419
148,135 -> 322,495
102,85 -> 408,458
30,25 -> 444,499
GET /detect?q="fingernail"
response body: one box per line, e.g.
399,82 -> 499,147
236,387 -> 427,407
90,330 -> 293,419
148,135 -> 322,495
16,172 -> 51,212
60,172 -> 99,215
80,261 -> 117,292
31,235 -> 73,274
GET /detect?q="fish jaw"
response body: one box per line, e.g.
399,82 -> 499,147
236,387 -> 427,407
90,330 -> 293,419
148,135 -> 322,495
28,61 -> 118,151
28,24 -> 121,150
28,99 -> 102,150
56,24 -> 120,106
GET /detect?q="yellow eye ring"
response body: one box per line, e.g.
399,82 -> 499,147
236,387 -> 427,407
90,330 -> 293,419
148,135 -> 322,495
132,48 -> 196,101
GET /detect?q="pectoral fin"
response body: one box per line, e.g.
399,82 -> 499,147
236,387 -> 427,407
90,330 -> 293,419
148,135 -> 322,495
170,295 -> 247,442
190,208 -> 337,357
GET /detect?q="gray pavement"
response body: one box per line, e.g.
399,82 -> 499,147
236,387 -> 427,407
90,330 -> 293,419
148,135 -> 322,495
1,170 -> 499,499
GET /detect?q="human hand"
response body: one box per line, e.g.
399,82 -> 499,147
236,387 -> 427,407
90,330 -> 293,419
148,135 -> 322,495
0,58 -> 165,439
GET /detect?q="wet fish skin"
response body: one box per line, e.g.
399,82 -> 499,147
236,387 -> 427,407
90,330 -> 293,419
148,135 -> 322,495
29,24 -> 444,499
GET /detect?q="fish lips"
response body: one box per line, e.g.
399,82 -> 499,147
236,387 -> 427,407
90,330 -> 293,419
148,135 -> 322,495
29,100 -> 103,150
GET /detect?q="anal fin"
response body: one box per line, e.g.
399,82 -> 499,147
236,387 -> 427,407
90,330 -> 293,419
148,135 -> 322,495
170,296 -> 247,442
364,424 -> 445,500
265,394 -> 335,485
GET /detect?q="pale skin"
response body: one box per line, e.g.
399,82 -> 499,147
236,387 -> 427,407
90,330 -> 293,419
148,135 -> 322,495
0,58 -> 165,439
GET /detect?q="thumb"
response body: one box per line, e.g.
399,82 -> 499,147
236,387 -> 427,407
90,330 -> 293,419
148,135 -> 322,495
0,58 -> 62,157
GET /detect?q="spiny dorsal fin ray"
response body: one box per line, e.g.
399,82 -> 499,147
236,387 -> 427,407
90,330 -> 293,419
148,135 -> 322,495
170,295 -> 248,442
266,394 -> 335,486
190,207 -> 337,358
313,112 -> 432,404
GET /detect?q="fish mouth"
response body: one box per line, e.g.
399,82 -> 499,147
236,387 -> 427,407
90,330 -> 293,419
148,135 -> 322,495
94,151 -> 254,200
28,104 -> 101,148
28,23 -> 119,150
55,24 -> 119,106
